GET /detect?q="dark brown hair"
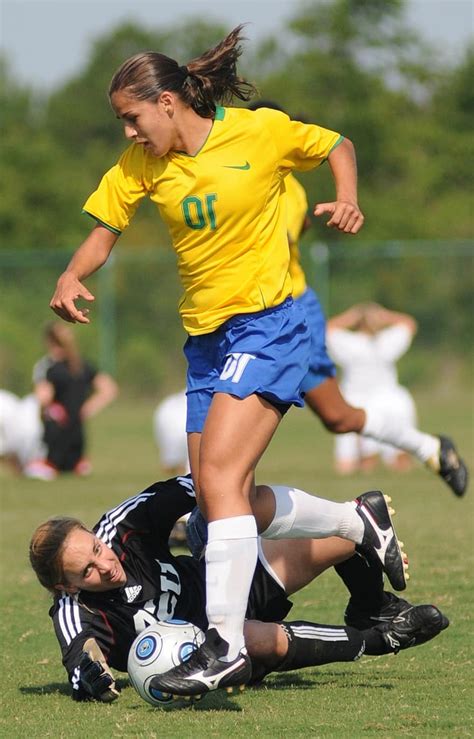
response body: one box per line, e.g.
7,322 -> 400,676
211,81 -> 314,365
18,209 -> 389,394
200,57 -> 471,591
29,517 -> 88,592
108,24 -> 257,117
44,321 -> 83,376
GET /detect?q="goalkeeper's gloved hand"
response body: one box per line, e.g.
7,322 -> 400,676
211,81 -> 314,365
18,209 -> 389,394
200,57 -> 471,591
76,640 -> 120,702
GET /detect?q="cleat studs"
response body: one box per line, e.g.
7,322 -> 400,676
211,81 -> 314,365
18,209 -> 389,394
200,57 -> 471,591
383,495 -> 392,503
239,684 -> 245,692
398,541 -> 404,548
388,507 -> 395,516
405,573 -> 410,580
183,696 -> 192,702
226,687 -> 233,694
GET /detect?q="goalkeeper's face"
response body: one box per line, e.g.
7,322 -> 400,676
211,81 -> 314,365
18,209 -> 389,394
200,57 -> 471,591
59,528 -> 127,593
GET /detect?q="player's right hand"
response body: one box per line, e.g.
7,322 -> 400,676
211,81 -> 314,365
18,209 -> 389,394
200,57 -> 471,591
78,652 -> 120,703
49,273 -> 95,324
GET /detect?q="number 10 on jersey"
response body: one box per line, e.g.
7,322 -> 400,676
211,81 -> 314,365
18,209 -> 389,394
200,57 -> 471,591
182,194 -> 218,230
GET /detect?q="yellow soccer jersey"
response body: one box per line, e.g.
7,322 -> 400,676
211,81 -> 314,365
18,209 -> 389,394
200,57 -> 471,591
285,173 -> 310,299
83,106 -> 342,335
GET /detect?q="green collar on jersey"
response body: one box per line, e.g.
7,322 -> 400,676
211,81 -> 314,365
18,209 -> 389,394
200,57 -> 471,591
176,106 -> 225,157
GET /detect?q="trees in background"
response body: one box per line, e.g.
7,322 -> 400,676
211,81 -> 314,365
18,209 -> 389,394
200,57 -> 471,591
2,2 -> 472,248
0,1 -> 472,393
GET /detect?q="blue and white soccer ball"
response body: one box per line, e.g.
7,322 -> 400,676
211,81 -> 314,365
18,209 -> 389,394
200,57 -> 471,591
127,620 -> 205,707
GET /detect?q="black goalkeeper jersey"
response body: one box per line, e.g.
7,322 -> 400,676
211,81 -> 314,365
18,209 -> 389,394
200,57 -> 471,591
50,475 -> 206,696
49,475 -> 293,699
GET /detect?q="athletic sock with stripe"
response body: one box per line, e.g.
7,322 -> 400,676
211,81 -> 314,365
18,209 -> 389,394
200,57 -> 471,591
274,621 -> 366,672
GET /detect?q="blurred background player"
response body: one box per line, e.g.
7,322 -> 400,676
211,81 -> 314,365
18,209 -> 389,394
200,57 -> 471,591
0,389 -> 45,475
153,388 -> 189,546
153,389 -> 189,476
248,100 -> 468,498
326,303 -> 418,474
26,322 -> 118,480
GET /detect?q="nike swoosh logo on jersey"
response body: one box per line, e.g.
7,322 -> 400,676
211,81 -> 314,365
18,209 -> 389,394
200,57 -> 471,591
223,161 -> 251,170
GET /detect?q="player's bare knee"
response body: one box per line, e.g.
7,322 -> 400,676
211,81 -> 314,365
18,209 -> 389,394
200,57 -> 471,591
197,461 -> 223,498
321,412 -> 350,433
198,460 -> 248,502
322,409 -> 361,434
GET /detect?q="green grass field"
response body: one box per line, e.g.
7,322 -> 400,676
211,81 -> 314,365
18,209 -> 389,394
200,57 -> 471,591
1,390 -> 473,737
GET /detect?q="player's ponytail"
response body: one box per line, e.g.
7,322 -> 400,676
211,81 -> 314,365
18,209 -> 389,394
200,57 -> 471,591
109,24 -> 257,117
29,517 -> 88,593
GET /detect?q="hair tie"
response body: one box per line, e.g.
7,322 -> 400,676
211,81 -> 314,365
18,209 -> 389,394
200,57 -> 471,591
179,65 -> 190,78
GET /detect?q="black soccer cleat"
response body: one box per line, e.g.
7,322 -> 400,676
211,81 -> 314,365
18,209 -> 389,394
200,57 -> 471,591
344,591 -> 413,631
377,604 -> 449,654
149,628 -> 252,697
432,436 -> 469,497
355,491 -> 408,592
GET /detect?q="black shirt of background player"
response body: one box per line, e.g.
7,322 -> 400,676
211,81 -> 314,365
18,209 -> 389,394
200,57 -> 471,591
34,356 -> 97,470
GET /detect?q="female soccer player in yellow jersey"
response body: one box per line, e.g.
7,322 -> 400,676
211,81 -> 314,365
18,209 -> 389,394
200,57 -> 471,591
50,26 -> 410,697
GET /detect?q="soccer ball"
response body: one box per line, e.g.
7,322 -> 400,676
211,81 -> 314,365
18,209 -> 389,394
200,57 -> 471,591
127,620 -> 205,707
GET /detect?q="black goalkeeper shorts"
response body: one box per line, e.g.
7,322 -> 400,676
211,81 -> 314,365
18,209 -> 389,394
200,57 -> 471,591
246,556 -> 293,623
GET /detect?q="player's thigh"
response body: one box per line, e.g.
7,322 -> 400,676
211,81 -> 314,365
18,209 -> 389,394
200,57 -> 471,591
199,392 -> 281,484
260,536 -> 354,595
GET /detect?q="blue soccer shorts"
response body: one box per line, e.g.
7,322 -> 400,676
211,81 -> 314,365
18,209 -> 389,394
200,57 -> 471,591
296,288 -> 336,394
184,297 -> 311,433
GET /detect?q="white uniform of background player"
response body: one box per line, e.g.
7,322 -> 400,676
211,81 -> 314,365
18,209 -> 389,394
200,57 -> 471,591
153,390 -> 189,475
326,305 -> 418,474
153,390 -> 189,545
0,390 -> 45,473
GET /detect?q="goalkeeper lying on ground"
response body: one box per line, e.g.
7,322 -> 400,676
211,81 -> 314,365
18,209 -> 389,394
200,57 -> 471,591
29,475 -> 448,702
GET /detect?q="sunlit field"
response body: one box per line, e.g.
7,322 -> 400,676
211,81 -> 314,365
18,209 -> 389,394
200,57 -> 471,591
1,389 -> 472,737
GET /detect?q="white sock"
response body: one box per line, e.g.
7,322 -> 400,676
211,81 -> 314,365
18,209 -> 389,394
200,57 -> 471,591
362,407 -> 440,464
205,515 -> 258,661
260,486 -> 364,543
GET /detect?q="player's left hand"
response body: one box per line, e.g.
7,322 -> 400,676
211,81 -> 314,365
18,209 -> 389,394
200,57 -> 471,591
78,640 -> 120,702
314,200 -> 364,234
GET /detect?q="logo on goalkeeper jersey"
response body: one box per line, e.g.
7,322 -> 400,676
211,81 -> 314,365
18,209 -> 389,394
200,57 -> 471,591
220,353 -> 256,383
125,585 -> 142,602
